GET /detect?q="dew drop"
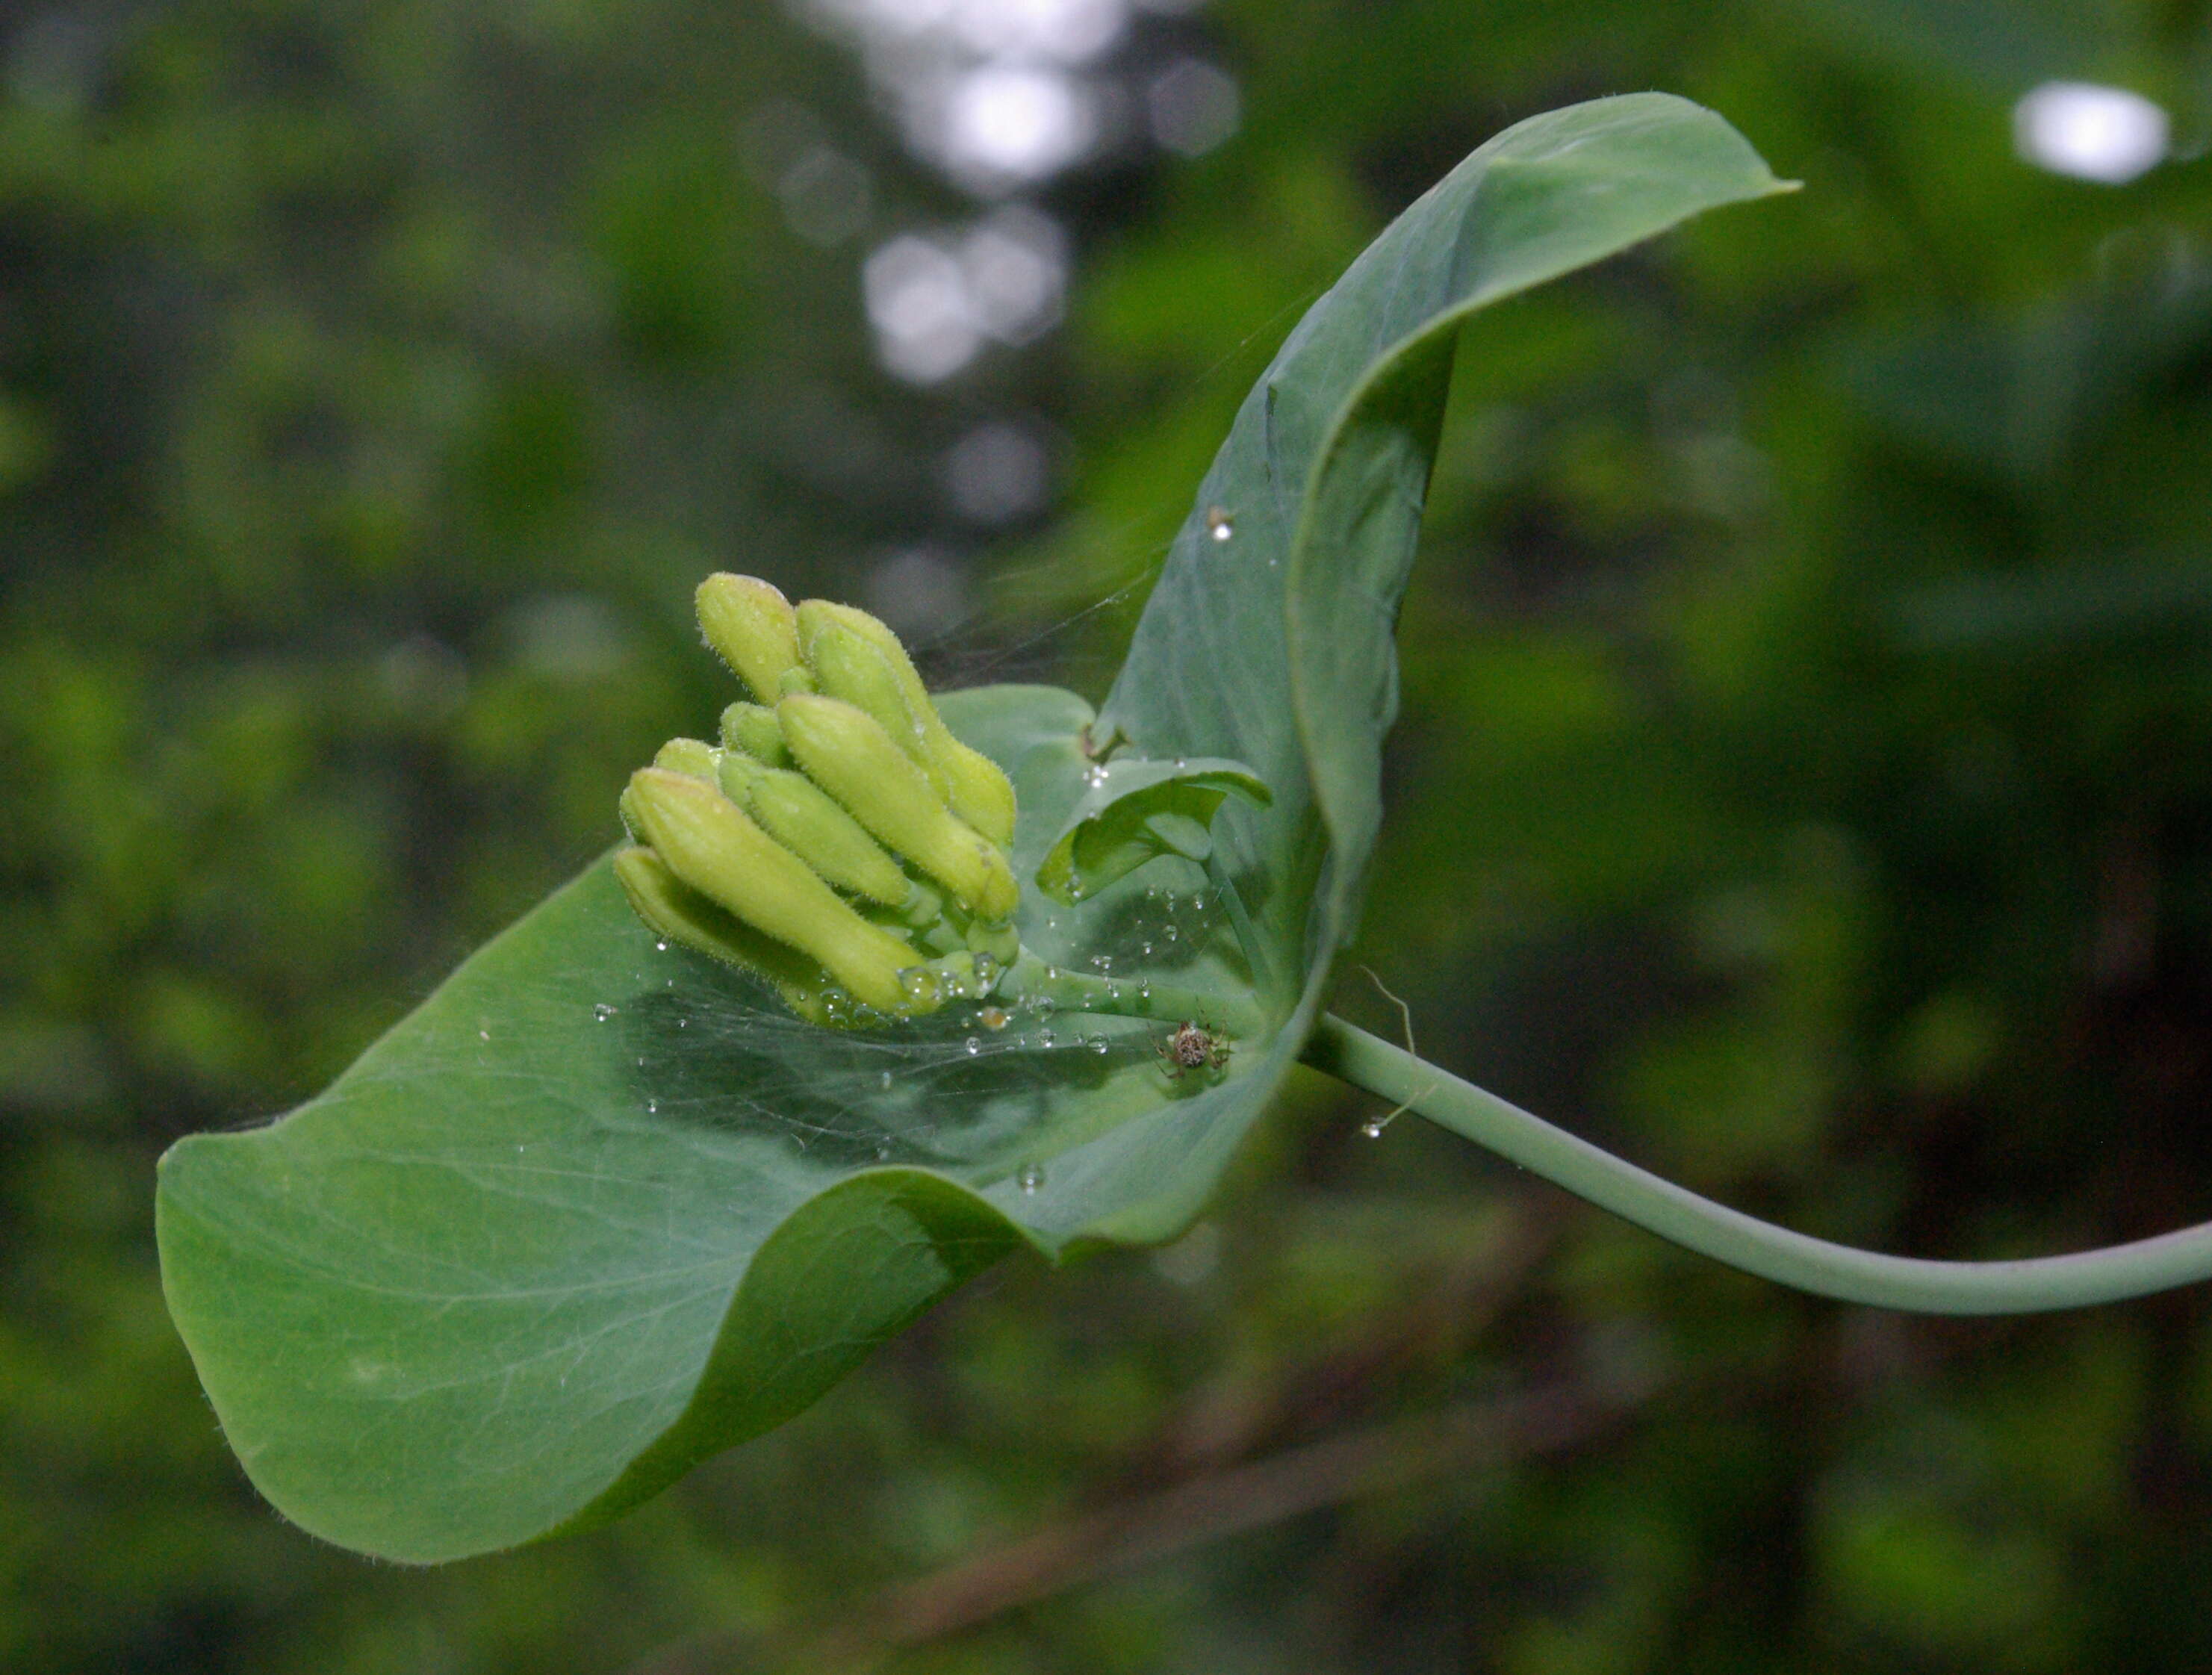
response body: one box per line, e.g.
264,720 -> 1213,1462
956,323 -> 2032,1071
1017,1162 -> 1046,1194
964,1037 -> 981,1056
1138,982 -> 1152,1001
1091,1037 -> 1111,1054
677,1017 -> 688,1029
1140,942 -> 1154,957
1164,924 -> 1179,942
972,952 -> 1001,989
646,1098 -> 658,1114
1033,994 -> 1056,1017
1205,505 -> 1234,541
980,1006 -> 1010,1031
875,1143 -> 892,1161
655,939 -> 669,952
1039,1028 -> 1055,1048
879,1069 -> 894,1090
1093,954 -> 1113,974
900,968 -> 942,1006
1084,764 -> 1109,788
592,1004 -> 617,1022
479,1028 -> 491,1042
1173,756 -> 1187,771
1360,1118 -> 1387,1139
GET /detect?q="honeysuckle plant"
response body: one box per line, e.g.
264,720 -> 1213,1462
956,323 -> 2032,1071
156,94 -> 2212,1567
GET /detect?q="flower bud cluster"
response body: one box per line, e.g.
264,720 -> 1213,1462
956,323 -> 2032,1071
616,574 -> 1020,1025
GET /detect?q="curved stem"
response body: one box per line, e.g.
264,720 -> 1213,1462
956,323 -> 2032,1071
1302,1012 -> 2212,1315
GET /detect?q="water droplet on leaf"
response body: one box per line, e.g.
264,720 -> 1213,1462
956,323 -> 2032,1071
1017,1162 -> 1045,1193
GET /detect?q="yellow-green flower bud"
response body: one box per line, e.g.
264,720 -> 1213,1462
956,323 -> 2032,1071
742,766 -> 913,907
797,600 -> 1015,848
623,767 -> 920,1012
715,749 -> 766,804
799,609 -> 945,789
718,701 -> 791,766
696,574 -> 801,703
653,736 -> 721,781
777,694 -> 1018,922
612,846 -> 833,1024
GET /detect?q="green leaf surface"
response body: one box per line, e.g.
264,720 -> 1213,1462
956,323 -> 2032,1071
158,94 -> 1789,1561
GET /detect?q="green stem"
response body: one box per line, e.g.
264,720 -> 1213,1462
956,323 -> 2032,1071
1203,852 -> 1283,1005
996,953 -> 1265,1038
1302,1013 -> 2212,1315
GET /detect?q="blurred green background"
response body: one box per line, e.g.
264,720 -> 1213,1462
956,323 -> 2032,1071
4,0 -> 2211,1669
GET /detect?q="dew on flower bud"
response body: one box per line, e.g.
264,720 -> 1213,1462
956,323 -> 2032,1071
1017,1162 -> 1045,1193
972,952 -> 1000,989
899,968 -> 942,1006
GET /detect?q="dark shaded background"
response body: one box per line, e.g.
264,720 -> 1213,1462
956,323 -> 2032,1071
4,0 -> 2211,1669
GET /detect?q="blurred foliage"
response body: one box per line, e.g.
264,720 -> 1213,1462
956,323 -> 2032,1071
2,0 -> 2210,1670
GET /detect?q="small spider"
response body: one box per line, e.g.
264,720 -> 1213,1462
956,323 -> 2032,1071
1156,1020 -> 1231,1079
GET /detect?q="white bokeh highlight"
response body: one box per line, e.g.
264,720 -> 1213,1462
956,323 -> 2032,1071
863,208 -> 1068,381
2014,82 -> 2170,184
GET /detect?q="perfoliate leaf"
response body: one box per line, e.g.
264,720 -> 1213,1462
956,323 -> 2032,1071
158,94 -> 1789,1561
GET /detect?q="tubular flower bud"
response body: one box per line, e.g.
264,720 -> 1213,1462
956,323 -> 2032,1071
696,574 -> 801,702
623,768 -> 917,1013
798,600 -> 1015,847
618,574 -> 1030,1025
653,737 -> 721,781
612,847 -> 833,1024
798,610 -> 946,793
778,694 -> 1018,922
741,767 -> 913,907
718,701 -> 791,766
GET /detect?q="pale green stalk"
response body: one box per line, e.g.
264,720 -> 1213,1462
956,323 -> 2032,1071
1302,1013 -> 2212,1315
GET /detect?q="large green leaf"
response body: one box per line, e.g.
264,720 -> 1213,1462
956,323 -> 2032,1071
158,94 -> 1789,1562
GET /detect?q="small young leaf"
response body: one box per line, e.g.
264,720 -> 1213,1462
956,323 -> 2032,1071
1035,756 -> 1273,904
